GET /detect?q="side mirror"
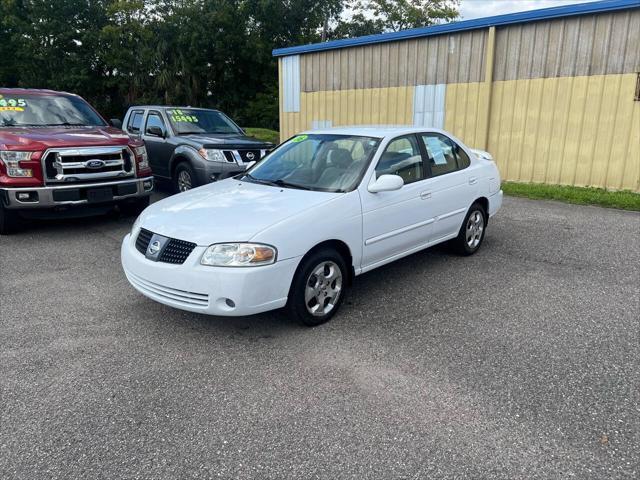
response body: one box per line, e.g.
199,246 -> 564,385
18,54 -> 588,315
110,118 -> 123,129
368,174 -> 404,193
146,126 -> 165,138
244,160 -> 256,170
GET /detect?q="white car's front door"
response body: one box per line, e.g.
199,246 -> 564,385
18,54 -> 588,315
359,134 -> 435,271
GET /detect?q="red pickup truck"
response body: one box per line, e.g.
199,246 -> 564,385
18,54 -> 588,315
0,88 -> 153,234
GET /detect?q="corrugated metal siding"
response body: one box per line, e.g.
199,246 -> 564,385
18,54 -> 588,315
300,29 -> 487,92
413,84 -> 446,128
280,86 -> 415,139
281,55 -> 301,112
493,9 -> 640,81
446,74 -> 640,191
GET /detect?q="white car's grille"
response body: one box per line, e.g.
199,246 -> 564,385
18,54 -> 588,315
126,271 -> 209,308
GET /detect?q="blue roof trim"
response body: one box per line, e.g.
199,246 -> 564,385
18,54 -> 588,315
273,0 -> 639,57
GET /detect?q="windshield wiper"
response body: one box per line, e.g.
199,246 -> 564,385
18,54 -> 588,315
270,179 -> 313,190
44,122 -> 90,127
242,173 -> 276,186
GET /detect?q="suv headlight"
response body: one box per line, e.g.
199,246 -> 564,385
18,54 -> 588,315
133,145 -> 149,170
201,243 -> 276,267
198,148 -> 226,163
0,151 -> 34,177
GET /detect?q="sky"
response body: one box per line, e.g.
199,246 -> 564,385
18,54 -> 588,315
459,0 -> 601,20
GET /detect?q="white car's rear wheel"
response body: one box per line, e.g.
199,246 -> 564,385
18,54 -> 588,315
454,203 -> 487,255
287,249 -> 348,326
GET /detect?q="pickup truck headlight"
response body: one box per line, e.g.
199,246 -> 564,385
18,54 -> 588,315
201,243 -> 276,267
133,145 -> 149,170
198,148 -> 226,163
0,151 -> 34,177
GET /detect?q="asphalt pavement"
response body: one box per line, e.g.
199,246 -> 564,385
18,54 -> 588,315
1,193 -> 638,479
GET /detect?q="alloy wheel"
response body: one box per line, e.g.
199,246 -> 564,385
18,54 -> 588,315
466,210 -> 484,249
304,261 -> 343,316
177,170 -> 192,192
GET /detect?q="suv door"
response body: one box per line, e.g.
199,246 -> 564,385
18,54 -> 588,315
125,109 -> 144,139
142,110 -> 171,177
418,133 -> 478,242
359,134 -> 435,270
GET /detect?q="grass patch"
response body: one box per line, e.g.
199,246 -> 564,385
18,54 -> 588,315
244,127 -> 280,144
502,182 -> 640,211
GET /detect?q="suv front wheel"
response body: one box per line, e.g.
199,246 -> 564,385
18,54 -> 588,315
174,162 -> 198,193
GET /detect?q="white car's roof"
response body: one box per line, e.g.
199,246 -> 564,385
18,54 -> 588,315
300,125 -> 449,139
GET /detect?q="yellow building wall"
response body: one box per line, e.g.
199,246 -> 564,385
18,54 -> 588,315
280,58 -> 639,192
280,86 -> 415,141
445,74 -> 640,192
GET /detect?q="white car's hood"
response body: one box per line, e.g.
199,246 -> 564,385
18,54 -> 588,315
139,179 -> 342,245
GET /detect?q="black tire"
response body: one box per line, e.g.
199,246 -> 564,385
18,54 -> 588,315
173,162 -> 198,193
286,249 -> 349,327
453,202 -> 487,256
0,204 -> 21,235
119,196 -> 150,216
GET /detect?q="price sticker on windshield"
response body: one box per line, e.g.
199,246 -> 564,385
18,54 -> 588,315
168,109 -> 198,123
291,134 -> 308,143
0,96 -> 27,112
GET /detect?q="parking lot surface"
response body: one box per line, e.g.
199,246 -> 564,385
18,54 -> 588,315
1,193 -> 638,479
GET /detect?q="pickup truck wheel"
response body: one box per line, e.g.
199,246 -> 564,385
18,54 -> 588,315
0,204 -> 21,235
453,203 -> 487,256
286,249 -> 348,327
119,196 -> 150,216
174,162 -> 197,193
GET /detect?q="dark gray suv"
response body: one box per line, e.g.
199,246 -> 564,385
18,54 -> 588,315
122,106 -> 274,192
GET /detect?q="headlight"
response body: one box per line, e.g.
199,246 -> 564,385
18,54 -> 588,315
201,243 -> 276,267
133,145 -> 149,170
0,151 -> 34,177
198,148 -> 226,162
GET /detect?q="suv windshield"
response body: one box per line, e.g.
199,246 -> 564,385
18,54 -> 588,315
243,134 -> 381,193
166,108 -> 241,135
0,94 -> 106,127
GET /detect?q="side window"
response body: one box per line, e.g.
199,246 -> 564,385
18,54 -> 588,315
376,135 -> 425,185
420,134 -> 459,177
456,145 -> 471,169
145,112 -> 165,134
127,110 -> 144,134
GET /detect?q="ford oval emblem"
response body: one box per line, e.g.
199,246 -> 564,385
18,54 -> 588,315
86,159 -> 105,169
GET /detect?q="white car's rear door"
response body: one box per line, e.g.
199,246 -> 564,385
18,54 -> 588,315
418,133 -> 478,243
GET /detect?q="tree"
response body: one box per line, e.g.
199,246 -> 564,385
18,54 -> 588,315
334,0 -> 459,37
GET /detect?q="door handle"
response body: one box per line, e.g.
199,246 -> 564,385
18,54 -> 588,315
469,177 -> 478,185
420,191 -> 432,200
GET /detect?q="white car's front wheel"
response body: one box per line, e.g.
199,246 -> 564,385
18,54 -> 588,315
287,249 -> 348,326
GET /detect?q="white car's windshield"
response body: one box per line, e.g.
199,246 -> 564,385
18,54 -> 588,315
242,133 -> 380,193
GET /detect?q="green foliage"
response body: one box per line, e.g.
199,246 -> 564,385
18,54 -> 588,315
243,127 -> 280,144
334,0 -> 459,37
0,0 -> 460,127
502,182 -> 640,211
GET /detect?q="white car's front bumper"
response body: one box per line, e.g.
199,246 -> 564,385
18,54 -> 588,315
121,233 -> 300,316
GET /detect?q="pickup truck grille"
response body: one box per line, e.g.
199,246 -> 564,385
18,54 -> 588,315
42,146 -> 134,184
135,228 -> 197,265
222,149 -> 264,164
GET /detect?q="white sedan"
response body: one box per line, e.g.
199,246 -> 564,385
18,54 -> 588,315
121,127 -> 502,326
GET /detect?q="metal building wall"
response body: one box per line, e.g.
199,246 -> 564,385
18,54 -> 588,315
278,7 -> 640,191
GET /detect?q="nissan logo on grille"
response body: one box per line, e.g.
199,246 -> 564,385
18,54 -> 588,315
85,159 -> 106,169
245,152 -> 255,161
148,240 -> 162,255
